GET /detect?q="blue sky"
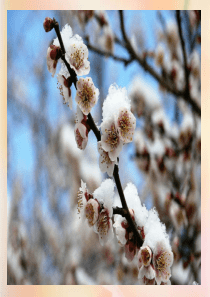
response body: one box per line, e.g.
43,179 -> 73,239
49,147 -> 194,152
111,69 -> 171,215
7,10 -> 192,218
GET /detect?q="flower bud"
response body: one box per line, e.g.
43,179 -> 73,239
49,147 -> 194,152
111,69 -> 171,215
43,17 -> 54,32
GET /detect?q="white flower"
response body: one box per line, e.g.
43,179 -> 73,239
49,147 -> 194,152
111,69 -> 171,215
57,74 -> 72,109
97,141 -> 115,177
85,198 -> 100,227
115,108 -> 136,143
47,45 -> 61,77
65,41 -> 90,76
95,209 -> 113,246
75,77 -> 99,115
93,179 -> 115,245
74,123 -> 88,150
152,241 -> 173,285
113,215 -> 127,247
77,180 -> 90,218
138,246 -> 155,282
101,118 -> 123,162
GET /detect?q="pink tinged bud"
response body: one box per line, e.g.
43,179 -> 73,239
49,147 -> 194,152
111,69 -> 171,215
75,77 -> 99,115
85,199 -> 100,226
43,17 -> 54,32
57,74 -> 73,109
74,123 -> 88,150
125,241 -> 136,262
47,45 -> 61,77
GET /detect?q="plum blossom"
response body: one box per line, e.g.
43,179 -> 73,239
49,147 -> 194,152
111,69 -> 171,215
115,108 -> 136,143
85,198 -> 100,227
57,74 -> 72,109
152,241 -> 173,285
74,123 -> 88,150
77,180 -> 92,219
75,77 -> 99,115
65,40 -> 90,76
99,25 -> 115,54
47,45 -> 61,77
93,179 -> 115,246
101,118 -> 123,162
97,141 -> 115,177
138,246 -> 155,282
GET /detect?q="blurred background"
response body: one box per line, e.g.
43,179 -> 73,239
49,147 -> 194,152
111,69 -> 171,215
7,10 -> 201,285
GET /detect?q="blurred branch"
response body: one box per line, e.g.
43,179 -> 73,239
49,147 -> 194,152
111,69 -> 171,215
119,10 -> 201,117
85,39 -> 132,66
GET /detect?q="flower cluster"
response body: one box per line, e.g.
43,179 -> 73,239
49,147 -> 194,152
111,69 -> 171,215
77,179 -> 115,246
113,183 -> 173,285
99,84 -> 136,175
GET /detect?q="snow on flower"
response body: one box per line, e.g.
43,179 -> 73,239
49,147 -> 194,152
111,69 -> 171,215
97,141 -> 115,177
102,84 -> 131,122
75,77 -> 99,115
74,123 -> 88,150
53,24 -> 90,76
113,215 -> 127,247
53,24 -> 73,49
124,183 -> 148,229
85,198 -> 100,227
142,208 -> 173,285
116,108 -> 136,143
101,118 -> 123,162
57,74 -> 72,109
77,180 -> 91,219
47,45 -> 61,77
93,179 -> 115,245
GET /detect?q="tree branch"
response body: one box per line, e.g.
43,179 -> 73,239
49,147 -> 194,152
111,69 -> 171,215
52,18 -> 143,248
118,10 -> 200,117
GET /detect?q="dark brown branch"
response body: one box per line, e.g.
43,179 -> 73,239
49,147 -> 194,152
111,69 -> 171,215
119,10 -> 201,117
51,17 -> 143,248
53,19 -> 77,88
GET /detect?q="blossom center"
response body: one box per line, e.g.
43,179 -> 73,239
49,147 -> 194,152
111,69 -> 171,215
85,203 -> 95,226
105,125 -> 119,151
77,190 -> 83,214
97,210 -> 110,236
71,45 -> 85,70
156,251 -> 170,271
